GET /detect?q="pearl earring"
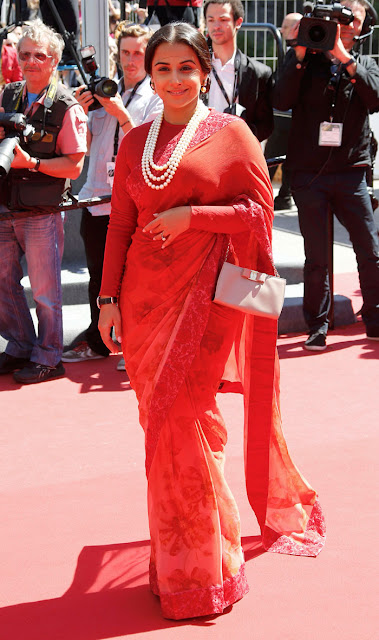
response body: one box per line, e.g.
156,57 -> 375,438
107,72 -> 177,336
200,85 -> 207,93
150,79 -> 155,92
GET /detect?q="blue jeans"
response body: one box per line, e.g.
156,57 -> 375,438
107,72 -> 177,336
0,213 -> 64,366
292,168 -> 379,334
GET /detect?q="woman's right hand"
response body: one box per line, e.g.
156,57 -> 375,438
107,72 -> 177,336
98,304 -> 122,354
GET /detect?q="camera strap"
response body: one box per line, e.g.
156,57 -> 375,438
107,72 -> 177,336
211,50 -> 241,107
112,76 -> 146,161
15,77 -> 58,142
326,58 -> 355,122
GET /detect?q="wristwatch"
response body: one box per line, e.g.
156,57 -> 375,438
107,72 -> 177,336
343,57 -> 355,70
97,296 -> 118,309
29,157 -> 40,172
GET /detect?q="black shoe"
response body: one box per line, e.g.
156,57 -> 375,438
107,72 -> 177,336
304,331 -> 327,351
13,361 -> 65,384
274,195 -> 294,211
0,352 -> 30,375
366,327 -> 379,341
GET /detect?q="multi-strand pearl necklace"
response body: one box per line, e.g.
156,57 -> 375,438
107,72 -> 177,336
141,101 -> 209,190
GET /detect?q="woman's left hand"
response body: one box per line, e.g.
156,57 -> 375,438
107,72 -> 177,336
143,206 -> 191,248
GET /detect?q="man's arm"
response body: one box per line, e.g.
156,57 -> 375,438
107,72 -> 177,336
344,55 -> 379,113
272,14 -> 307,112
251,67 -> 274,141
238,57 -> 274,142
329,23 -> 379,112
273,47 -> 308,112
11,149 -> 85,179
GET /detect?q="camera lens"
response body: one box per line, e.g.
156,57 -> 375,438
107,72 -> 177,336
102,80 -> 117,96
308,24 -> 327,44
95,78 -> 118,99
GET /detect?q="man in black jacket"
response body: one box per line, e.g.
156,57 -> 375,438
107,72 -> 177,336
273,0 -> 379,350
204,0 -> 274,142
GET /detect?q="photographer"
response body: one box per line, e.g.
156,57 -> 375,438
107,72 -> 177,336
0,19 -> 87,383
273,0 -> 379,350
204,0 -> 274,142
61,23 -> 161,367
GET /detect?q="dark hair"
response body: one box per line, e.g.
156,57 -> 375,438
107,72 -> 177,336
145,22 -> 212,76
203,0 -> 244,22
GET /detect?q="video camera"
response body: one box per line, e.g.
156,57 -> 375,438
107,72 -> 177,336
80,45 -> 118,111
0,113 -> 35,177
297,1 -> 354,51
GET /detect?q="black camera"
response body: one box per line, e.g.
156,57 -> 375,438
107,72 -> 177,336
80,45 -> 118,111
0,113 -> 35,177
297,1 -> 354,51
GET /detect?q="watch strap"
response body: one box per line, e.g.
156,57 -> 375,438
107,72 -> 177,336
343,57 -> 355,70
97,296 -> 118,309
29,157 -> 40,172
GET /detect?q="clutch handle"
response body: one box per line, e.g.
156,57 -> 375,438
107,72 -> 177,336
242,268 -> 267,284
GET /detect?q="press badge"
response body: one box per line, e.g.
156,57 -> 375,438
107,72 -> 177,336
319,121 -> 343,147
106,161 -> 115,188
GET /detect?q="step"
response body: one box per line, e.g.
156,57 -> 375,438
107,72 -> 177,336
21,274 -> 357,340
278,283 -> 356,334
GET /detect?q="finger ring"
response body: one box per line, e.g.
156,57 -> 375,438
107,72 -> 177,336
161,233 -> 166,242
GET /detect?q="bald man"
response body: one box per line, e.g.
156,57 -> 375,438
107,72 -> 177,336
280,12 -> 303,43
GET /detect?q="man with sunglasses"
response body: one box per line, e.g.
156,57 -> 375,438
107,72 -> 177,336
273,0 -> 379,350
0,20 -> 87,383
61,23 -> 161,368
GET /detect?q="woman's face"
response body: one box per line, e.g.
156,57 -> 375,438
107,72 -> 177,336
150,42 -> 206,122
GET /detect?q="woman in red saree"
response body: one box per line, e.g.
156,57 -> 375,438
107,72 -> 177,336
98,23 -> 325,620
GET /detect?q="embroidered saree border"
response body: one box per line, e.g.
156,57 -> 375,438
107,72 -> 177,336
149,561 -> 249,620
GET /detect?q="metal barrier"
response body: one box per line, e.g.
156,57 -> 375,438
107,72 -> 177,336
239,22 -> 285,71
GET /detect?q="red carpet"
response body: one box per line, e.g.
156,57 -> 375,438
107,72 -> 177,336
0,273 -> 377,639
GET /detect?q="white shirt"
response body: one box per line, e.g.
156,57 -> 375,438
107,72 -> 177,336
208,50 -> 237,113
79,75 -> 162,216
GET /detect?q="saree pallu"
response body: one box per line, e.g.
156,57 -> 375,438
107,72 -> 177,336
104,111 -> 326,619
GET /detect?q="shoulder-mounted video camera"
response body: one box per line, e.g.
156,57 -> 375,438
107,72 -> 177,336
80,45 -> 118,111
0,113 -> 35,177
297,1 -> 354,51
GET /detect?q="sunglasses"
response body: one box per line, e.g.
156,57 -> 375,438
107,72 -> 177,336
18,51 -> 53,64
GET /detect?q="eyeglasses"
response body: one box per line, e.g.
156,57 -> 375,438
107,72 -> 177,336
18,51 -> 53,64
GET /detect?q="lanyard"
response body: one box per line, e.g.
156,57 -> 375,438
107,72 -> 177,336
112,76 -> 145,161
211,50 -> 241,107
15,76 -> 58,140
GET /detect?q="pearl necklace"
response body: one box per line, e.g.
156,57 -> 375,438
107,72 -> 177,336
142,101 -> 209,190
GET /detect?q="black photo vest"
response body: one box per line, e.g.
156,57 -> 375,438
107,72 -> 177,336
1,81 -> 77,212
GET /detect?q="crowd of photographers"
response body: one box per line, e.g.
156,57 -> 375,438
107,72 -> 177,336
0,0 -> 378,384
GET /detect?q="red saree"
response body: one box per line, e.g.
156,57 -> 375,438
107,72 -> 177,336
101,110 -> 326,620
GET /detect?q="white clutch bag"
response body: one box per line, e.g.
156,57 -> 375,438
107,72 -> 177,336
213,262 -> 286,319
